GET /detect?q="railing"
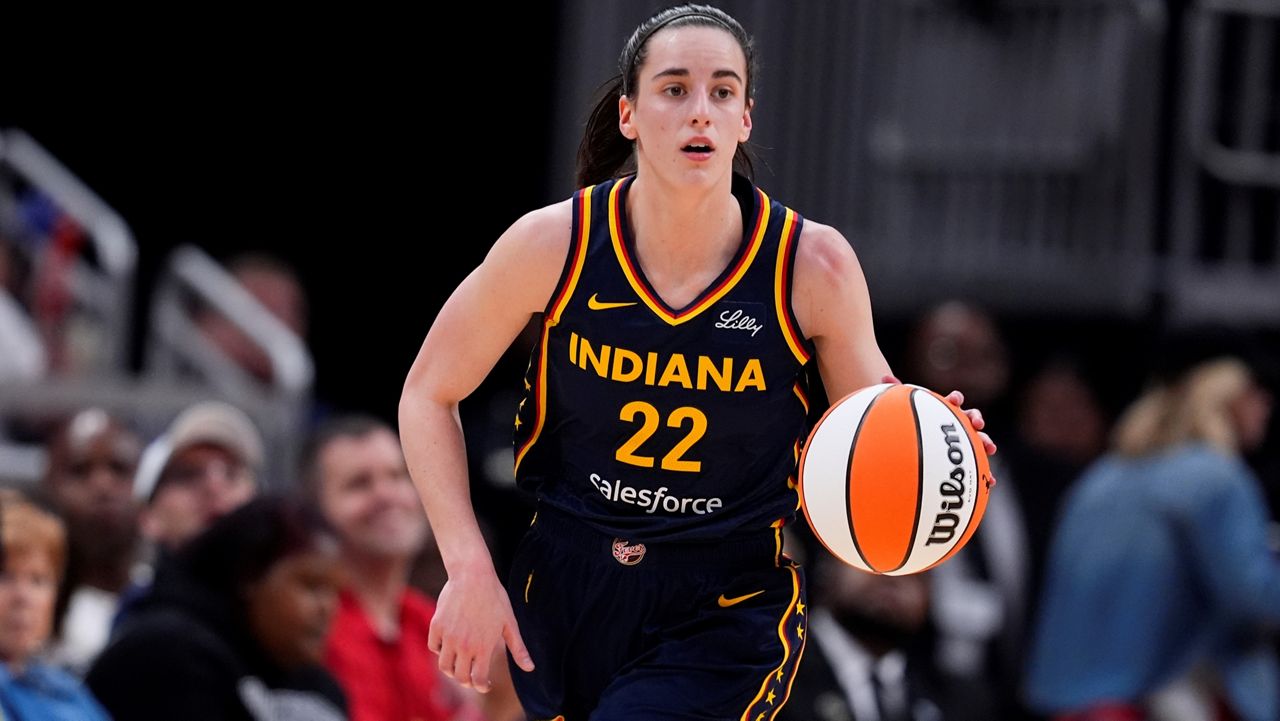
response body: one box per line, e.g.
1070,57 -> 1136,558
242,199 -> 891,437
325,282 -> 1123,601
0,128 -> 137,374
145,243 -> 314,490
1165,0 -> 1280,327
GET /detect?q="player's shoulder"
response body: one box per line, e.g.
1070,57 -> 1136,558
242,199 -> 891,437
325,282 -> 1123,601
491,198 -> 574,262
505,198 -> 574,244
794,218 -> 861,282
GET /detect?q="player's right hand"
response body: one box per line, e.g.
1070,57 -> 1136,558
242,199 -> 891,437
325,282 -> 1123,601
428,568 -> 535,693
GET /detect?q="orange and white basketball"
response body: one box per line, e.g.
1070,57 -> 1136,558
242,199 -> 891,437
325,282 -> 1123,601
797,383 -> 990,575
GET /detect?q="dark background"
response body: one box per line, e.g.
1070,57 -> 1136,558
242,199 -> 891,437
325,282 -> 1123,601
0,6 -> 1274,437
0,9 -> 559,421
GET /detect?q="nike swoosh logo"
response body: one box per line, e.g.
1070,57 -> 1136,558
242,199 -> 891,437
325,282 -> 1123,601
717,590 -> 765,608
587,293 -> 637,310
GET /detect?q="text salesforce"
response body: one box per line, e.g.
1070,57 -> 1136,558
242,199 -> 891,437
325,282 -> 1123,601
589,473 -> 723,515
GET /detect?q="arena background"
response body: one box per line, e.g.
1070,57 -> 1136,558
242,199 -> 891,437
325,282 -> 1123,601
0,0 -> 1276,487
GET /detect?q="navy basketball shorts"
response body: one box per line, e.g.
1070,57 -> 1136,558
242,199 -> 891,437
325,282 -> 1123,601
505,504 -> 808,721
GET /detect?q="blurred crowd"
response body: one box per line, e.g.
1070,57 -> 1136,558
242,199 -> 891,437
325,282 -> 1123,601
0,194 -> 1275,721
0,285 -> 1272,721
2,181 -> 1279,721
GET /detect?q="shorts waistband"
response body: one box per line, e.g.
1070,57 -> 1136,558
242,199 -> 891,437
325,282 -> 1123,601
529,504 -> 784,571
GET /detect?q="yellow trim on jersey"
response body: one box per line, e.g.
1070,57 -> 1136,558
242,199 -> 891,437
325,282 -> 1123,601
609,179 -> 772,326
551,185 -> 595,325
774,208 -> 810,365
515,186 -> 594,475
740,564 -> 804,721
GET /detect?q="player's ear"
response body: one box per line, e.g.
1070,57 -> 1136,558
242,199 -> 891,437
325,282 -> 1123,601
739,97 -> 753,143
619,94 -> 638,141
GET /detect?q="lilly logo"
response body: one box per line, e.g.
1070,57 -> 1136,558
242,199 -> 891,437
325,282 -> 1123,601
611,538 -> 647,566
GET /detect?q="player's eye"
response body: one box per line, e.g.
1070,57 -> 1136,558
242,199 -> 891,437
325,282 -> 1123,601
714,87 -> 734,99
663,85 -> 686,97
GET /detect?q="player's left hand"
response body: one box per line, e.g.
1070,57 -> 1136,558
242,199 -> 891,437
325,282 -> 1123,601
882,374 -> 998,488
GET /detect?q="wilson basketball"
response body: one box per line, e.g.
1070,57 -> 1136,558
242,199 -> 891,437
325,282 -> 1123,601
798,383 -> 990,575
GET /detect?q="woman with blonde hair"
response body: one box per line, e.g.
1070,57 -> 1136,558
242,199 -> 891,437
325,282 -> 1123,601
0,490 -> 111,721
1024,352 -> 1279,721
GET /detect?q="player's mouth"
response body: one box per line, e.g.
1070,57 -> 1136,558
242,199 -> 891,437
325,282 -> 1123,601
681,138 -> 715,161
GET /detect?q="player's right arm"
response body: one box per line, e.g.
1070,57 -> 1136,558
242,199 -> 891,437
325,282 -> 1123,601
399,198 -> 572,693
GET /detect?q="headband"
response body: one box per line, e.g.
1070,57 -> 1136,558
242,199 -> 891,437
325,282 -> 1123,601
621,9 -> 736,95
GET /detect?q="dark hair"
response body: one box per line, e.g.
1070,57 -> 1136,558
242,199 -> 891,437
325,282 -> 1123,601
173,494 -> 335,596
298,413 -> 395,499
575,3 -> 758,188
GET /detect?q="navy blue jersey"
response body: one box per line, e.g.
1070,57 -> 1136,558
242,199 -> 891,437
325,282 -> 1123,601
513,172 -> 816,543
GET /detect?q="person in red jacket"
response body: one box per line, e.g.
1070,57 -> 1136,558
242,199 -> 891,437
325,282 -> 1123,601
304,414 -> 491,721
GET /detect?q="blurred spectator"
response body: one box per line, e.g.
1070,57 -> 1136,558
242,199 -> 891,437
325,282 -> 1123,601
1024,355 -> 1279,721
114,400 -> 263,626
38,407 -> 142,676
778,552 -> 949,721
0,490 -> 111,721
85,494 -> 348,721
1003,355 -> 1110,629
901,299 -> 1034,721
303,413 -> 496,721
22,188 -> 89,376
195,251 -> 308,385
133,399 -> 263,556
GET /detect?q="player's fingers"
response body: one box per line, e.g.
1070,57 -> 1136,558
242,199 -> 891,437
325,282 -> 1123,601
965,408 -> 984,430
469,653 -> 492,694
945,390 -> 965,407
438,646 -> 461,683
504,620 -> 536,672
979,431 -> 997,456
881,374 -> 902,385
986,472 -> 999,489
427,624 -> 443,656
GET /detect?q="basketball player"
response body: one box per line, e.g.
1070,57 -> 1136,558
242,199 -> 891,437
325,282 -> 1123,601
399,5 -> 996,718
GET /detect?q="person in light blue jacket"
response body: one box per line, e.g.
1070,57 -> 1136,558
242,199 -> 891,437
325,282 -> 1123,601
0,490 -> 111,721
1024,355 -> 1278,721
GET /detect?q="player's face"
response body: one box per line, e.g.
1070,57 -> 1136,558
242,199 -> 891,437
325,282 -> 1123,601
619,25 -> 752,187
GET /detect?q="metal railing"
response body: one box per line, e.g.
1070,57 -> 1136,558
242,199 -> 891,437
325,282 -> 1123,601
145,243 -> 314,490
1165,0 -> 1280,328
0,128 -> 137,374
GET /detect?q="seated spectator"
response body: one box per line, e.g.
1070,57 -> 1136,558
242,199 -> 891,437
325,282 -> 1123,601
86,494 -> 348,721
114,399 -> 263,625
1024,354 -> 1279,721
0,490 -> 111,721
901,299 -> 1032,721
195,251 -> 308,385
303,413 -> 492,721
38,407 -> 143,676
778,548 -> 949,721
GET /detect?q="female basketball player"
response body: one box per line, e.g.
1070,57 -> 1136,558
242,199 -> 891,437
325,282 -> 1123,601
399,5 -> 996,718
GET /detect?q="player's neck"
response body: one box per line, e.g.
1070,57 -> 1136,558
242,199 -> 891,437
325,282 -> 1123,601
627,171 -> 742,273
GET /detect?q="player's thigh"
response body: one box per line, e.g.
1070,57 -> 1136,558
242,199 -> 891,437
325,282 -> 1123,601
590,562 -> 807,721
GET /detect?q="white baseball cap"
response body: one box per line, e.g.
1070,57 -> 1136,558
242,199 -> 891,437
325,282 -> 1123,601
133,401 -> 265,502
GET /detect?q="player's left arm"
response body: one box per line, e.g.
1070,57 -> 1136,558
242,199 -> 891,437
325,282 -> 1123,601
792,221 -> 996,459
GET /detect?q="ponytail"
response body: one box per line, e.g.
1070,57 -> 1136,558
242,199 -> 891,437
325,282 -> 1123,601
575,75 -> 635,189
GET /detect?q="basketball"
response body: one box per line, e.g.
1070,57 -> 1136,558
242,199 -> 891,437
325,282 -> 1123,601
798,383 -> 990,575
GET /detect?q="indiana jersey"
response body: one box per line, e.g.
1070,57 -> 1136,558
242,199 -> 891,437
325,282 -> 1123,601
513,172 -> 816,543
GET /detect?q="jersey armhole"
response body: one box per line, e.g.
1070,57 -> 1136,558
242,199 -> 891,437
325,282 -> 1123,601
540,184 -> 599,321
776,208 -> 816,364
